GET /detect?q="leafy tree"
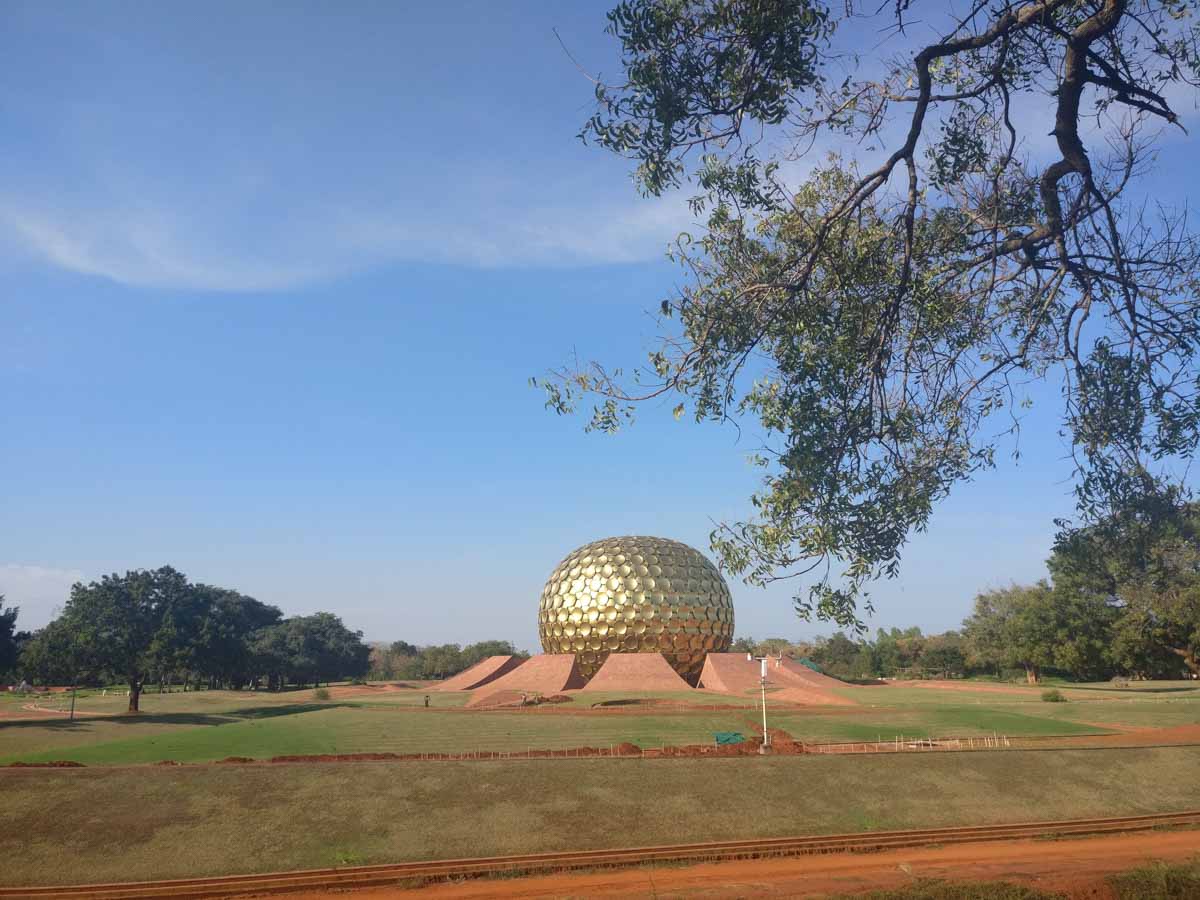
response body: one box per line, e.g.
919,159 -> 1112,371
542,0 -> 1200,628
1051,498 -> 1200,676
808,632 -> 860,678
253,613 -> 370,689
920,633 -> 967,679
189,587 -> 282,689
421,644 -> 463,679
57,567 -> 193,711
730,636 -> 756,654
960,585 -> 1108,681
964,583 -> 1069,684
18,620 -> 83,686
461,640 -> 524,668
0,598 -> 19,679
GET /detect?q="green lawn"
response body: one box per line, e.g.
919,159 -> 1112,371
4,682 -> 1198,764
3,746 -> 1198,886
0,704 -> 762,765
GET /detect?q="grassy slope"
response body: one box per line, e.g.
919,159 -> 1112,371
0,705 -> 761,764
3,684 -> 1197,764
2,747 -> 1199,886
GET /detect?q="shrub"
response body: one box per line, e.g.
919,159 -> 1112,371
313,687 -> 331,701
1041,689 -> 1066,703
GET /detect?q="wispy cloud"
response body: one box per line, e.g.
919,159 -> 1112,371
0,188 -> 695,293
2,206 -> 344,292
0,564 -> 83,630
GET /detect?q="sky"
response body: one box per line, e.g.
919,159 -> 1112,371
2,1 -> 1197,650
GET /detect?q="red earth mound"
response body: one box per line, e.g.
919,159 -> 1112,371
466,654 -> 586,706
580,653 -> 691,692
698,654 -> 853,706
432,656 -> 527,692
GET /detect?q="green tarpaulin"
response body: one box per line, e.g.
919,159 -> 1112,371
714,732 -> 746,744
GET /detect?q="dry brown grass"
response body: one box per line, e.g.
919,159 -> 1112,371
2,746 -> 1200,886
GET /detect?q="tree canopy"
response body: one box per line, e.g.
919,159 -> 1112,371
17,567 -> 370,707
541,0 -> 1200,627
0,597 -> 21,680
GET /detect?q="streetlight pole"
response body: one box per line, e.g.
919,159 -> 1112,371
747,653 -> 781,754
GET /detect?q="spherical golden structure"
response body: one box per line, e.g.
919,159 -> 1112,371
538,535 -> 735,682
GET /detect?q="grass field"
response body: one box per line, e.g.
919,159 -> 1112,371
3,680 -> 1198,764
3,746 -> 1199,885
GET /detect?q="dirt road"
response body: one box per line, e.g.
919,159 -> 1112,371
282,829 -> 1200,898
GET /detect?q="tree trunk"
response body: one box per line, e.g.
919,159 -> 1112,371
128,677 -> 142,713
1170,647 -> 1200,676
1024,664 -> 1040,685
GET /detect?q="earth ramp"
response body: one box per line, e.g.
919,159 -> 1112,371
432,655 -> 526,692
579,652 -> 691,692
467,654 -> 586,705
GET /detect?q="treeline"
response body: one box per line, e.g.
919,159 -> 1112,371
732,630 -> 968,682
1,566 -> 370,710
737,499 -> 1200,684
368,640 -> 527,681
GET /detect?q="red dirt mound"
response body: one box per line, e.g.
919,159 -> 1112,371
432,656 -> 526,692
467,654 -> 586,706
579,653 -> 691,692
698,653 -> 853,706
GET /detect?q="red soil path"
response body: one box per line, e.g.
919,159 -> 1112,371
289,829 -> 1200,898
580,652 -> 691,692
432,656 -> 525,692
466,655 -> 585,706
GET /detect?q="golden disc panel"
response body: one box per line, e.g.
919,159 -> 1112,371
538,535 -> 735,681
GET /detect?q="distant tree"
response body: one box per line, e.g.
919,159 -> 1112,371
730,636 -> 756,654
421,644 -> 463,680
390,640 -> 419,658
0,599 -> 19,679
189,587 -> 282,689
809,633 -> 860,679
919,633 -> 967,679
461,640 -> 524,668
963,584 -> 1064,684
56,567 -> 193,711
19,619 -> 87,687
253,613 -> 370,689
1051,497 -> 1200,677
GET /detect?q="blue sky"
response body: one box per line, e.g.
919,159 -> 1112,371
2,1 -> 1195,648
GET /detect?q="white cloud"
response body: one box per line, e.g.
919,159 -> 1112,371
0,188 -> 696,293
1,206 -> 333,292
0,564 -> 83,630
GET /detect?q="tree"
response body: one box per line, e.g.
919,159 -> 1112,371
1051,498 -> 1200,676
54,567 -> 194,711
0,598 -> 19,679
541,0 -> 1200,627
18,620 -> 82,686
920,633 -> 967,679
189,587 -> 282,689
808,632 -> 860,678
730,636 -> 756,654
955,585 -> 1113,681
964,583 -> 1065,684
253,613 -> 370,689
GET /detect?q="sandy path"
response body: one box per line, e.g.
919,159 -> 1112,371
280,829 -> 1200,898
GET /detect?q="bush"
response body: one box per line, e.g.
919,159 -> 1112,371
313,687 -> 331,701
1041,689 -> 1067,703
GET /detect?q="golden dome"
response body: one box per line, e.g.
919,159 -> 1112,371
537,535 -> 735,682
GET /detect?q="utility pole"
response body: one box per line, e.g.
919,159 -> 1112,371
747,652 -> 781,754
